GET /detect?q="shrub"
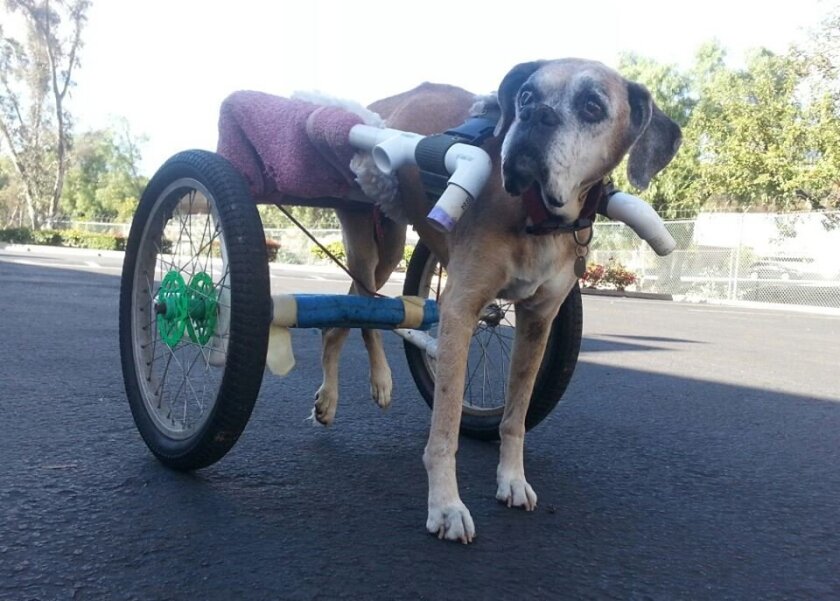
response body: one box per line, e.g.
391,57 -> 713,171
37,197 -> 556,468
0,227 -> 33,244
0,227 -> 126,251
59,230 -> 125,251
397,244 -> 416,272
275,248 -> 304,265
265,238 -> 281,262
579,257 -> 637,291
310,240 -> 346,263
580,263 -> 606,288
603,258 -> 637,291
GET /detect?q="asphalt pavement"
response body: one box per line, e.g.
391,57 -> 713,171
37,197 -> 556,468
1,246 -> 838,600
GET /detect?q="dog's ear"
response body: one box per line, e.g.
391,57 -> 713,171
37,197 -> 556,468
625,82 -> 682,190
494,60 -> 547,137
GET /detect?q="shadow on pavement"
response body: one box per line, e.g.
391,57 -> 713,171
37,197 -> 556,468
1,259 -> 838,600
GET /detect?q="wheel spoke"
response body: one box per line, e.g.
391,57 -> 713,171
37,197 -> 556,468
130,177 -> 230,440
411,251 -> 515,417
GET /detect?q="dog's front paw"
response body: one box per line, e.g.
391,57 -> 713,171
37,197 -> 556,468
312,386 -> 337,426
496,475 -> 538,511
426,500 -> 476,544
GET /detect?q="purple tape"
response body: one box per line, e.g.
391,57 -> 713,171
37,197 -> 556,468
426,206 -> 456,232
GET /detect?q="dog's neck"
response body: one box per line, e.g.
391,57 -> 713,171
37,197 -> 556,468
522,180 -> 606,236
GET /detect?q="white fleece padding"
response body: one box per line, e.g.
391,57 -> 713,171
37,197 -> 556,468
291,90 -> 385,127
291,90 -> 400,211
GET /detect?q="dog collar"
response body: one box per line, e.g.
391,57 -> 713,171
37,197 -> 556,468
523,180 -> 606,235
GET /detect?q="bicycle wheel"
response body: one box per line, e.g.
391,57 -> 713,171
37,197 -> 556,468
403,242 -> 583,440
119,150 -> 271,470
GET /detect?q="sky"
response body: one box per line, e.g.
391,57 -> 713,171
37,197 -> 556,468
49,0 -> 834,175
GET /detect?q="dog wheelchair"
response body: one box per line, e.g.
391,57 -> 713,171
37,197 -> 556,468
119,109 -> 675,471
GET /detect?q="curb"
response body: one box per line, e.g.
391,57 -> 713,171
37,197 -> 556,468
0,243 -> 126,260
270,261 -> 408,282
580,288 -> 673,301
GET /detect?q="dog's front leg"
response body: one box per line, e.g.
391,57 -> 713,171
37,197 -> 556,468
495,296 -> 563,510
424,282 -> 492,544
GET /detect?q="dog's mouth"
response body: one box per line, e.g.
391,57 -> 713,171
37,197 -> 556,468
502,151 -> 565,211
523,181 -> 565,210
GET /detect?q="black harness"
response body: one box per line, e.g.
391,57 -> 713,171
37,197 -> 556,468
414,116 -> 497,199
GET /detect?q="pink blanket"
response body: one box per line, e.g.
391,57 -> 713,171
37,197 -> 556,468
217,91 -> 364,199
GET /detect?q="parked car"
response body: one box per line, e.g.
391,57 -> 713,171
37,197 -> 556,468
747,256 -> 823,281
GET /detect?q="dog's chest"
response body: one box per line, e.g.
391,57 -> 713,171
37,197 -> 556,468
496,237 -> 574,301
497,276 -> 545,300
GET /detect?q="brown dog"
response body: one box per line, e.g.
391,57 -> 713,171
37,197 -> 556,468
314,59 -> 681,543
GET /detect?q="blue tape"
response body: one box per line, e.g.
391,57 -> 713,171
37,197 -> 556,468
287,295 -> 438,330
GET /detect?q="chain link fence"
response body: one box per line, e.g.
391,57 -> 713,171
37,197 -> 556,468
589,211 -> 840,309
52,220 -> 131,236
55,211 -> 840,310
263,227 -> 345,265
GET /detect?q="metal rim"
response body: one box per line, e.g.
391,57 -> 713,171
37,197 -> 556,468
416,255 -> 514,417
130,178 -> 232,440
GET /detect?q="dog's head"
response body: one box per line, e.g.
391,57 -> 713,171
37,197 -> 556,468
495,59 -> 682,223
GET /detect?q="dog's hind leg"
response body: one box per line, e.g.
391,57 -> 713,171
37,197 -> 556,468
364,214 -> 406,409
314,325 -> 351,425
494,292 -> 565,510
313,209 -> 405,424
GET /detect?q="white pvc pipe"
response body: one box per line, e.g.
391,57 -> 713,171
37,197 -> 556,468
348,125 -> 407,152
604,192 -> 676,256
426,185 -> 471,232
443,144 -> 493,200
371,132 -> 424,174
393,328 -> 439,359
426,143 -> 493,232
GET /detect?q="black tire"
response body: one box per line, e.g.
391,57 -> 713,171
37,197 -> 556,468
119,150 -> 271,470
403,242 -> 583,440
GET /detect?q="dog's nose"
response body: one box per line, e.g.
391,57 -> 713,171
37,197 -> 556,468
520,103 -> 561,128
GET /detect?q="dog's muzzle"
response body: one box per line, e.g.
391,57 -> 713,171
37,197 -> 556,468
502,105 -> 564,205
503,151 -> 566,210
519,103 -> 561,128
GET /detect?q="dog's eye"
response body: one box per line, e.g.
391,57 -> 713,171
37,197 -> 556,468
518,88 -> 535,108
579,96 -> 605,123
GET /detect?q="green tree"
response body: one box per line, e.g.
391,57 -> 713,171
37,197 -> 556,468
617,38 -> 840,216
0,0 -> 90,228
258,205 -> 339,229
694,49 -> 823,210
796,4 -> 840,210
0,155 -> 24,225
62,120 -> 148,221
615,52 -> 702,217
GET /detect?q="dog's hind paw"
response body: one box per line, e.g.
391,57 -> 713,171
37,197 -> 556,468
426,501 -> 476,544
496,477 -> 538,511
312,387 -> 337,426
370,370 -> 392,410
